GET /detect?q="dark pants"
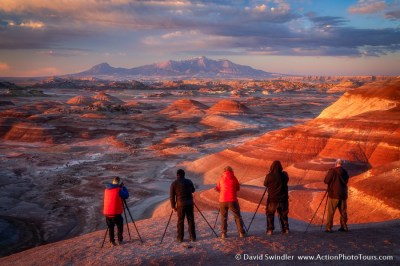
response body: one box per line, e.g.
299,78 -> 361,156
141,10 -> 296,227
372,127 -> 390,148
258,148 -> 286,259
266,199 -> 289,231
220,201 -> 246,234
177,205 -> 196,241
326,197 -> 348,231
106,214 -> 123,243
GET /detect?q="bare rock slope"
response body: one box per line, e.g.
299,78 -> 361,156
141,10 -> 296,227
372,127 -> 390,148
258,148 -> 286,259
160,98 -> 208,118
183,78 -> 400,224
0,213 -> 398,265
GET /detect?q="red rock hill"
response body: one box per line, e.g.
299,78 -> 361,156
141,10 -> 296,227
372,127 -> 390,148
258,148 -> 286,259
160,98 -> 208,118
207,99 -> 252,114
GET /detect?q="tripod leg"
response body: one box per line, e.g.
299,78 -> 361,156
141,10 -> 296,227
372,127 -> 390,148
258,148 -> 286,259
304,191 -> 327,233
247,187 -> 267,233
101,227 -> 109,248
123,200 -> 144,244
160,210 -> 174,244
211,209 -> 220,236
320,194 -> 328,230
123,205 -> 132,240
194,203 -> 219,237
243,222 -> 248,233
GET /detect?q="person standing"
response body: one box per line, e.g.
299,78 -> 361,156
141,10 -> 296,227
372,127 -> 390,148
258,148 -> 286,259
103,176 -> 129,246
170,169 -> 196,242
216,166 -> 246,239
263,160 -> 289,235
324,159 -> 349,232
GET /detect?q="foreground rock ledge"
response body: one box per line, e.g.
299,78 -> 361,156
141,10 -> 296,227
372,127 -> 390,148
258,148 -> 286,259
0,212 -> 398,266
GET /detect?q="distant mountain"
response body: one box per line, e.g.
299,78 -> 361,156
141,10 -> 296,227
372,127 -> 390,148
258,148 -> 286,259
76,63 -> 130,76
69,56 -> 281,80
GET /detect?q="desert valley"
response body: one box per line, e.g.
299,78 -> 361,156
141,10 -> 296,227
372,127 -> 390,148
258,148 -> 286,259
0,57 -> 399,264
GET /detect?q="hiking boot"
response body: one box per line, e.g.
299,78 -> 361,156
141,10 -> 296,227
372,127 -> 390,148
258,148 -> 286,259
177,238 -> 183,243
117,240 -> 123,245
325,229 -> 332,233
190,237 -> 196,242
110,241 -> 117,247
221,233 -> 227,239
282,229 -> 289,235
266,230 -> 273,235
338,227 -> 348,232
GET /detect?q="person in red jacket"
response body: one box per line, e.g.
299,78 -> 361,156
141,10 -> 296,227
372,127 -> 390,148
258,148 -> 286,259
103,176 -> 129,246
216,166 -> 246,239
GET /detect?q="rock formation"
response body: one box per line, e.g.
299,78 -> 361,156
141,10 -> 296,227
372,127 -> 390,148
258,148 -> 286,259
67,95 -> 95,106
183,78 -> 400,224
2,121 -> 58,143
319,78 -> 399,119
207,99 -> 252,115
327,79 -> 364,93
92,92 -> 124,104
160,98 -> 208,118
200,115 -> 256,130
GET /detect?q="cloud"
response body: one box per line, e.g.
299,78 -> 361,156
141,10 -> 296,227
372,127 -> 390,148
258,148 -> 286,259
348,0 -> 387,14
142,30 -> 234,54
307,14 -> 348,28
19,20 -> 45,29
161,31 -> 185,39
0,62 -> 10,71
7,20 -> 45,29
385,10 -> 400,20
0,0 -> 399,58
36,49 -> 90,57
254,4 -> 267,12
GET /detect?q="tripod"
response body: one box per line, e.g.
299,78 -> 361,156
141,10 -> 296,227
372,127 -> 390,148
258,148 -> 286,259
123,199 -> 143,244
304,191 -> 328,233
160,203 -> 218,243
247,187 -> 267,233
320,193 -> 328,230
211,209 -> 220,236
101,227 -> 109,248
101,199 -> 144,248
123,204 -> 132,241
194,202 -> 219,237
160,209 -> 174,244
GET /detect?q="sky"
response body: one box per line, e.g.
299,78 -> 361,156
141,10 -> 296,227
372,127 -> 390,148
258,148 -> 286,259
0,0 -> 399,77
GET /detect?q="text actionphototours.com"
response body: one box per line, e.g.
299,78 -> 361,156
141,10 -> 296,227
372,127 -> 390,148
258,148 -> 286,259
235,253 -> 394,262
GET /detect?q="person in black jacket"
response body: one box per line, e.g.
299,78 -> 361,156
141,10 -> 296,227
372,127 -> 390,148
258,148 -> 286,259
170,169 -> 196,242
263,160 -> 289,235
324,159 -> 349,232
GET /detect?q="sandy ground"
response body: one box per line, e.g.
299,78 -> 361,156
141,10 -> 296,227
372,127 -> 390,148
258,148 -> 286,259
0,212 -> 398,266
0,88 -> 339,257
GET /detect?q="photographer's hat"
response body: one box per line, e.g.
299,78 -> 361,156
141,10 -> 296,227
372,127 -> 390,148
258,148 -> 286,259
224,166 -> 233,172
336,159 -> 344,165
112,176 -> 122,185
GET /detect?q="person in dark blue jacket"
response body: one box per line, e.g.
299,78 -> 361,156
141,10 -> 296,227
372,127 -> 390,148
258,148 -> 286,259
103,176 -> 129,246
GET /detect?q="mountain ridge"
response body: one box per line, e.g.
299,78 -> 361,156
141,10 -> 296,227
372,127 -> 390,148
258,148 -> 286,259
68,56 -> 280,80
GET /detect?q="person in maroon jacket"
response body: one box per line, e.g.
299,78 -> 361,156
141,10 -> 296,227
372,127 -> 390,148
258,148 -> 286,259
103,176 -> 129,246
216,166 -> 246,239
324,159 -> 349,233
264,160 -> 289,235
